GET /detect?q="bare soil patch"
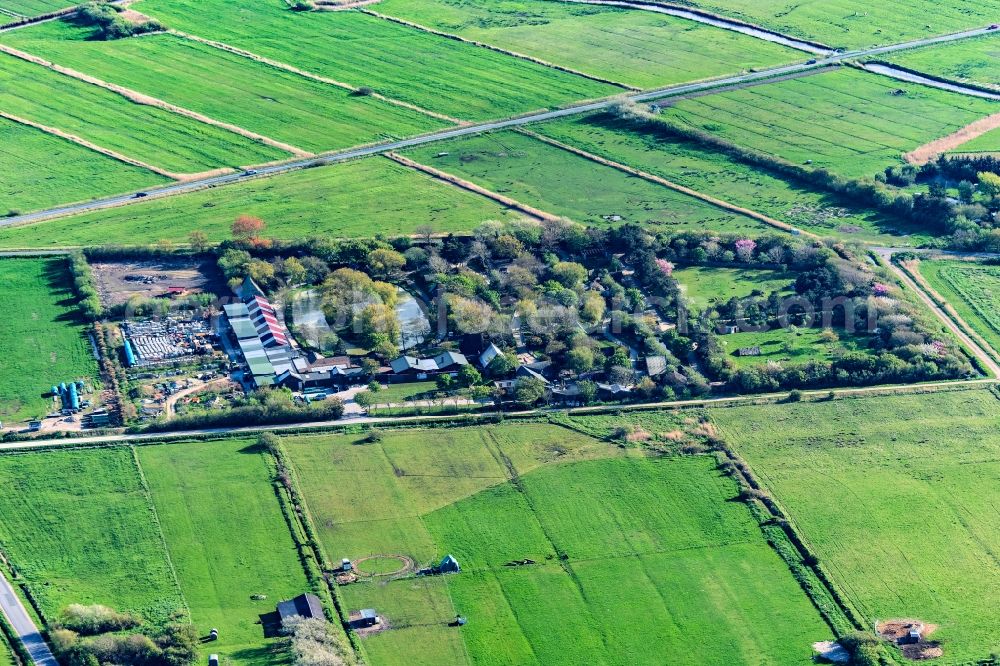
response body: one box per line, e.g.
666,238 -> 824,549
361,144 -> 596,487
91,259 -> 224,308
347,610 -> 390,637
353,554 -> 415,578
906,112 -> 1000,164
877,619 -> 942,660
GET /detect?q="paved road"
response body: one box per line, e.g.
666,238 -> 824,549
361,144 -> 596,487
876,249 -> 1000,378
0,571 -> 58,666
2,24 -> 996,229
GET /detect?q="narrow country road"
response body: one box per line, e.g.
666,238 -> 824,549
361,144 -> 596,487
1,22 -> 996,229
877,249 -> 1000,378
0,571 -> 58,666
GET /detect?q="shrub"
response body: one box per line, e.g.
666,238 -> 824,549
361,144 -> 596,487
283,616 -> 355,666
352,86 -> 375,97
60,604 -> 141,636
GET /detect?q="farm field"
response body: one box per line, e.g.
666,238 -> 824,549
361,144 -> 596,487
673,265 -> 794,312
0,257 -> 99,422
0,115 -> 167,216
0,447 -> 184,621
130,0 -> 619,122
373,0 -> 802,90
0,51 -> 286,174
1,20 -> 446,154
403,131 -> 774,234
0,157 -> 511,248
712,389 -> 1000,664
720,327 -> 865,368
917,259 -> 1000,358
533,113 -> 930,243
282,423 -> 832,665
0,0 -> 67,22
949,126 -> 1000,155
137,438 -> 310,666
659,67 -> 999,178
884,33 -> 1000,91
681,0 -> 1000,49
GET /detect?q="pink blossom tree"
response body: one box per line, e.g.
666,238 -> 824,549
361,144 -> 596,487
734,238 -> 757,262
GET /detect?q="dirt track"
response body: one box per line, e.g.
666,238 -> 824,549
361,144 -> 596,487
905,111 -> 1000,164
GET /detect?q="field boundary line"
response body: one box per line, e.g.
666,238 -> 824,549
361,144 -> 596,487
899,260 -> 1000,367
517,128 -> 820,238
169,30 -> 467,125
0,109 -> 179,178
384,152 -> 561,221
128,445 -> 192,622
0,43 -> 313,158
360,8 -> 639,91
904,110 -> 1000,164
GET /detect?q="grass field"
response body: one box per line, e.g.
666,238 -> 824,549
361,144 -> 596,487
0,257 -> 100,422
283,423 -> 832,664
712,389 -> 1000,664
138,438 -> 309,665
721,327 -> 865,368
0,447 -> 184,622
373,0 -> 802,90
0,0 -> 68,21
682,0 -> 1000,49
660,68 -> 999,178
0,640 -> 12,666
374,381 -> 440,404
0,156 -> 511,248
2,20 -> 446,153
673,265 -> 794,312
404,131 -> 774,234
0,115 -> 167,216
0,51 -> 286,173
131,0 -> 618,122
949,126 -> 1000,155
534,114 -> 930,243
885,33 -> 1000,91
918,259 -> 1000,358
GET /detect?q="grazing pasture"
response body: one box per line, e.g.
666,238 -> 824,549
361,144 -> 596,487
137,438 -> 309,666
660,68 -> 999,178
373,0 -> 802,90
2,21 -> 446,153
0,447 -> 184,622
918,259 -> 1000,357
0,257 -> 99,422
885,33 -> 1000,91
681,0 -> 1000,49
534,114 -> 927,243
282,424 -> 832,665
673,265 -> 794,312
712,389 -> 1000,664
0,51 -> 287,173
0,0 -> 68,21
948,126 -> 1000,155
0,116 -> 167,216
0,156 -> 510,248
720,327 -> 864,368
404,131 -> 773,233
130,0 -> 618,121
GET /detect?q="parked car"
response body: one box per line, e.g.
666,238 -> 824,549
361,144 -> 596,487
133,192 -> 148,198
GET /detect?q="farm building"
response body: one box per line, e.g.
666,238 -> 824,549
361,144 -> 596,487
358,609 -> 379,628
439,554 -> 461,574
389,351 -> 468,379
277,593 -> 324,622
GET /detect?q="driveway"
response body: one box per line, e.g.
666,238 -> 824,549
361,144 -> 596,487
0,571 -> 57,666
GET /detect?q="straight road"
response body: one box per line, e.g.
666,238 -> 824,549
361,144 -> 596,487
0,571 -> 58,666
1,23 -> 996,229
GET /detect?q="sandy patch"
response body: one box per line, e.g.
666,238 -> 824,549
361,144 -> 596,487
877,619 -> 943,660
905,111 -> 1000,164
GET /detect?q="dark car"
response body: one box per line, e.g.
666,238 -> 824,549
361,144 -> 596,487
133,192 -> 148,198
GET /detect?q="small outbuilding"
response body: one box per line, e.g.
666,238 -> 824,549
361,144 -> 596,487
358,609 -> 379,628
439,554 -> 461,574
277,593 -> 324,622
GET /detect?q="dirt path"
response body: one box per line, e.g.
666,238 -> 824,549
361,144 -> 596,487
0,109 -> 179,177
518,128 -> 821,238
0,43 -> 314,158
386,152 -> 558,221
163,377 -> 231,418
905,111 -> 1000,164
171,30 -> 466,125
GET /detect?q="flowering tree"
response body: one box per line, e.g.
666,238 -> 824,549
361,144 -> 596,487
872,282 -> 891,296
655,257 -> 674,276
734,238 -> 757,262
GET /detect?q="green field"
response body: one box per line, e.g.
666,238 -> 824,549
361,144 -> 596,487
375,381 -> 440,404
283,423 -> 832,665
0,51 -> 286,174
0,447 -> 184,621
373,0 -> 802,90
660,68 -> 999,178
0,115 -> 167,215
712,389 -> 1000,664
0,156 -> 511,248
673,265 -> 794,312
138,438 -> 310,665
404,131 -> 774,234
885,33 -> 1000,91
0,0 -> 68,21
534,114 -> 930,243
0,258 -> 100,421
2,21 -> 446,153
0,640 -> 12,666
682,0 -> 1000,49
950,126 -> 1000,155
721,327 -> 865,368
131,0 -> 618,122
918,259 -> 1000,358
